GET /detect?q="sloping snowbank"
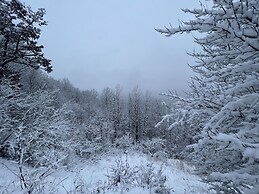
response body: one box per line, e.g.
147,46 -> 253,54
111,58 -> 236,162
0,151 -> 215,194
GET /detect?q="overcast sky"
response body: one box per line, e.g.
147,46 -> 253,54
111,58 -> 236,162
23,0 -> 201,94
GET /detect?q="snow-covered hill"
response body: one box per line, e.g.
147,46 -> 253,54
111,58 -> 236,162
0,151 -> 215,194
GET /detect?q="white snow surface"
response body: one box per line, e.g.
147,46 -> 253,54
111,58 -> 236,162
0,151 -> 215,194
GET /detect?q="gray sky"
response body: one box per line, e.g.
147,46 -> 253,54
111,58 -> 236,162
23,0 -> 200,94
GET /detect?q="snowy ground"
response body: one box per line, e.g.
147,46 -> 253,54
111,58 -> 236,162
0,151 -> 215,194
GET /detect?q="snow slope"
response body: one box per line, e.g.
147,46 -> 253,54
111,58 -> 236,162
0,151 -> 215,194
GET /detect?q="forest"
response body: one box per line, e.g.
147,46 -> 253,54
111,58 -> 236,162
0,0 -> 259,193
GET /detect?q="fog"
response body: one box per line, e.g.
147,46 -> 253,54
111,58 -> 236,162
24,0 -> 201,94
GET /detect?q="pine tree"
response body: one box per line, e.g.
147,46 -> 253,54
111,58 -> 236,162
0,0 -> 52,81
157,0 -> 259,193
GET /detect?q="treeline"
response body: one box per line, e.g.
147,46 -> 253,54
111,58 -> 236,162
0,68 -> 171,167
0,0 -> 172,171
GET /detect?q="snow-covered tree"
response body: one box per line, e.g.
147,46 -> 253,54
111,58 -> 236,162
156,92 -> 208,158
0,79 -> 19,157
19,68 -> 57,94
157,0 -> 259,193
99,86 -> 128,144
142,92 -> 167,139
0,0 -> 52,81
128,86 -> 143,144
0,79 -> 71,167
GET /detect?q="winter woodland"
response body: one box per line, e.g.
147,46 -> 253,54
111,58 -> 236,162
0,0 -> 258,193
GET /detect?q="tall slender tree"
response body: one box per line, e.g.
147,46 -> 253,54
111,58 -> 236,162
128,86 -> 142,144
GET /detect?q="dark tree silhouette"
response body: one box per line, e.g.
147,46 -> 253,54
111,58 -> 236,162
0,0 -> 52,80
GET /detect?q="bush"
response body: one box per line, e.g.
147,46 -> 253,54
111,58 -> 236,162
106,153 -> 171,193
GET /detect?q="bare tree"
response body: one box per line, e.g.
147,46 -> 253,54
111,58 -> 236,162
128,86 -> 142,144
